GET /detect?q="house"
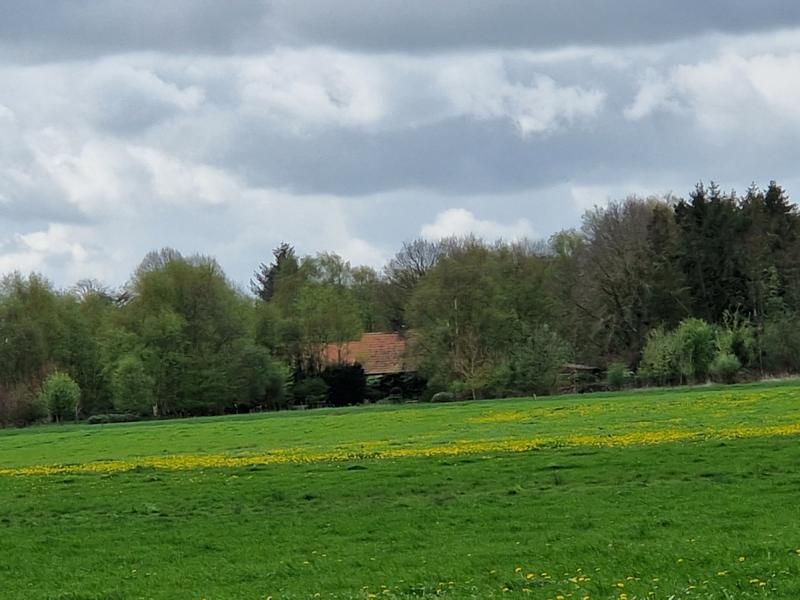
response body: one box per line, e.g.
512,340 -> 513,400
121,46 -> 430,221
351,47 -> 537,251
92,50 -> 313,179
322,331 -> 414,376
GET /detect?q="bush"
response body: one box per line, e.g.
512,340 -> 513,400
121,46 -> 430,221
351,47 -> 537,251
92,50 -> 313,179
675,318 -> 716,383
762,317 -> 800,373
640,319 -> 716,385
111,354 -> 155,416
710,352 -> 741,383
320,364 -> 367,407
501,325 -> 572,397
606,362 -> 627,390
262,360 -> 292,411
86,413 -> 143,425
639,328 -> 679,386
40,372 -> 81,423
292,377 -> 330,407
375,398 -> 394,405
717,311 -> 756,368
431,392 -> 456,403
0,383 -> 47,427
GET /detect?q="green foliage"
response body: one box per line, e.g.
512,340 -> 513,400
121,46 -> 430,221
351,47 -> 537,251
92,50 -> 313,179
4,179 -> 800,426
320,363 -> 367,407
607,362 -> 628,390
0,383 -> 47,427
86,413 -> 143,425
674,318 -> 716,382
295,284 -> 363,359
497,325 -> 572,397
640,319 -> 716,385
119,249 -> 278,417
408,241 -> 555,400
366,373 -> 427,404
40,372 -> 81,423
110,354 -> 155,416
639,328 -> 679,386
577,198 -> 688,364
717,311 -> 756,369
0,275 -> 55,368
251,243 -> 298,302
292,377 -> 330,407
710,352 -> 741,383
761,315 -> 800,374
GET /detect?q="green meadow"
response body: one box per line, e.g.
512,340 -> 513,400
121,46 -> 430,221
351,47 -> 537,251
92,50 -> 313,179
2,382 -> 800,599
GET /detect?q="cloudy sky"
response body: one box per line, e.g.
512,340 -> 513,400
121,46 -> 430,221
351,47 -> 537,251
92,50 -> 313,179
2,1 -> 800,287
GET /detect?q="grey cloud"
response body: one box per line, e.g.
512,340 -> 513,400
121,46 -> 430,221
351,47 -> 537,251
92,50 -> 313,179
213,112 -> 680,197
274,0 -> 800,52
0,0 -> 270,61
3,1 -> 800,63
2,2 -> 800,288
214,95 -> 795,203
86,67 -> 204,135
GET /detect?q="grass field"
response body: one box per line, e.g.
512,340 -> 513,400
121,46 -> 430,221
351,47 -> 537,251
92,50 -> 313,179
2,382 -> 800,599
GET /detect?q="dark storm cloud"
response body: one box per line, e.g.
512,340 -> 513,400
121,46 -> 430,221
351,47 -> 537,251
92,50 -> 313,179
0,0 -> 270,60
274,0 -> 800,52
3,0 -> 800,62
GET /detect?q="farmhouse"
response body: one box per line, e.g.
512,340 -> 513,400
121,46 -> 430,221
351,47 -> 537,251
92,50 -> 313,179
322,331 -> 415,376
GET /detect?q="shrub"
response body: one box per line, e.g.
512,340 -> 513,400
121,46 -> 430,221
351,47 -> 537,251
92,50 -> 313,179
40,372 -> 81,423
321,363 -> 367,407
262,360 -> 292,411
502,325 -> 572,397
710,352 -> 741,384
86,413 -> 143,425
381,394 -> 404,404
674,318 -> 716,383
292,377 -> 330,407
606,362 -> 627,390
640,319 -> 716,385
717,311 -> 756,368
639,328 -> 679,386
111,354 -> 155,416
364,375 -> 392,404
431,392 -> 456,403
762,317 -> 800,374
0,383 -> 47,427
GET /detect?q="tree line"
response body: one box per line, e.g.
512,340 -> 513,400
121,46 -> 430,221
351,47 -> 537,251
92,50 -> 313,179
1,180 -> 799,426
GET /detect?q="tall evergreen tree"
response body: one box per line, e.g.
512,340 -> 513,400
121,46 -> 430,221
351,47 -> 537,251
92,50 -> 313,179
251,243 -> 299,302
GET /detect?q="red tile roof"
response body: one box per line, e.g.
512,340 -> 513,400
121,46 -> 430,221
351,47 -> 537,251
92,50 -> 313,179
322,332 -> 413,375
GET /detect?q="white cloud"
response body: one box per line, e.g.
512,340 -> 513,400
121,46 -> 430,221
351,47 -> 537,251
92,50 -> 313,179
0,104 -> 14,123
624,68 -> 682,121
625,51 -> 800,136
440,63 -> 606,135
570,185 -> 614,212
421,208 -> 535,241
237,50 -> 387,130
129,146 -> 239,207
570,180 -> 682,215
233,49 -> 606,136
0,224 -> 103,282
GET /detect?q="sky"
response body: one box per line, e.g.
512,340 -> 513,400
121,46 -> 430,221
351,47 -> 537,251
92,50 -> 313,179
2,1 -> 800,288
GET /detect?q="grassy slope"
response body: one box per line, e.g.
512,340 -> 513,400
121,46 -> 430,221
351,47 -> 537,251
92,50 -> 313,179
1,382 -> 800,599
2,380 -> 800,469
